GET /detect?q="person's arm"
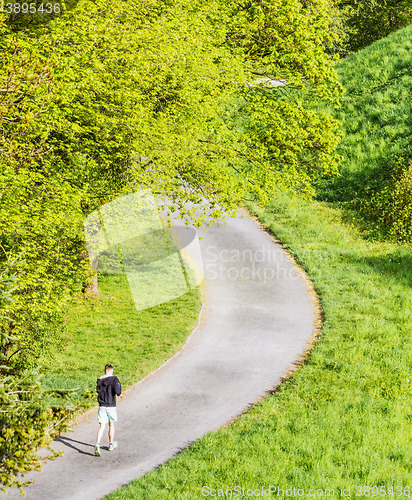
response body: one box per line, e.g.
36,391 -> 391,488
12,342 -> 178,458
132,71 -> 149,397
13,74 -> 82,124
115,377 -> 121,396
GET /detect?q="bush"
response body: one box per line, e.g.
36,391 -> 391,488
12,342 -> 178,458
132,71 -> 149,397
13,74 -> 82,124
0,371 -> 73,493
0,256 -> 85,494
362,158 -> 412,242
339,0 -> 412,52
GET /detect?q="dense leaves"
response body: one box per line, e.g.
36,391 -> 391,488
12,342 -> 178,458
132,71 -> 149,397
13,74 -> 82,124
0,22 -> 88,371
0,255 -> 84,494
0,29 -> 89,490
219,0 -> 343,200
20,0 -> 247,220
0,369 -> 74,494
339,0 -> 412,51
4,0 -> 343,217
362,158 -> 412,243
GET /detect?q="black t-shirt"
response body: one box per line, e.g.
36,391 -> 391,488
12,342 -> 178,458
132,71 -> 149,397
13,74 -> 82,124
96,375 -> 121,407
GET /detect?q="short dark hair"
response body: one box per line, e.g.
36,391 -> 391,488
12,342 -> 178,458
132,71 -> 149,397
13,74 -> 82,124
105,364 -> 114,373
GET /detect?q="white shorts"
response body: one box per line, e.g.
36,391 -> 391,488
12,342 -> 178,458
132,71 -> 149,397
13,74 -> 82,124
98,406 -> 117,424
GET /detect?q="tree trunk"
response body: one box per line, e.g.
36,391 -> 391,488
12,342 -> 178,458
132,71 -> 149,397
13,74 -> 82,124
89,255 -> 98,294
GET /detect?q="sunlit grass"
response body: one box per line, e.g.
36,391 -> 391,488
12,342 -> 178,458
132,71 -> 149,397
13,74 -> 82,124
40,272 -> 201,400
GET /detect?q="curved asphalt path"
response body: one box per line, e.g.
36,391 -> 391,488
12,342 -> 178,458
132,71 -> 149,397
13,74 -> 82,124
6,210 -> 318,500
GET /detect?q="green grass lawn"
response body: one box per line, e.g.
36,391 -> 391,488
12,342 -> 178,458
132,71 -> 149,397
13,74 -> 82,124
103,193 -> 411,499
40,272 -> 201,403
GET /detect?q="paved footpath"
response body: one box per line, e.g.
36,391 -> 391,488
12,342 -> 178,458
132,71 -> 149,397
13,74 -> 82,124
6,211 -> 317,500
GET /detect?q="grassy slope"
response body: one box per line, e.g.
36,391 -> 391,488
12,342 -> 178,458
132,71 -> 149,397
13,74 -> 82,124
104,27 -> 412,499
41,273 -> 201,403
319,24 -> 412,203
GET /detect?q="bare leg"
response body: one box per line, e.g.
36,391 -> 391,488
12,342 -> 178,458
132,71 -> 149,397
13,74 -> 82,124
96,423 -> 105,444
108,422 -> 115,443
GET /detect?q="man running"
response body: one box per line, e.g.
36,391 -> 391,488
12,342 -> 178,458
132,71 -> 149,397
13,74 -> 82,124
94,364 -> 122,457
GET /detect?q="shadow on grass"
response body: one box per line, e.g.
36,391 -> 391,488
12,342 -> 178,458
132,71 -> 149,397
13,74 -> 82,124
360,252 -> 412,288
339,246 -> 412,289
315,158 -> 394,204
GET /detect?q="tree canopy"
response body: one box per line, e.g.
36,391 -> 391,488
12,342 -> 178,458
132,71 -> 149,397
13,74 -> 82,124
0,0 -> 343,381
1,0 -> 343,487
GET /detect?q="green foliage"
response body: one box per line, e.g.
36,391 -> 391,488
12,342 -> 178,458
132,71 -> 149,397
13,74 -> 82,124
5,0 -> 343,218
0,369 -> 74,493
235,92 -> 341,199
0,181 -> 87,370
362,158 -> 412,242
339,0 -> 412,51
228,0 -> 341,92
22,0 -> 247,221
0,252 -> 19,306
0,259 -> 81,494
0,24 -> 88,370
0,18 -> 54,164
225,0 -> 343,201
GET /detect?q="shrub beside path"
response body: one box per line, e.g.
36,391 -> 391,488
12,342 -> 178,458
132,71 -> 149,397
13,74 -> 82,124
6,210 -> 318,500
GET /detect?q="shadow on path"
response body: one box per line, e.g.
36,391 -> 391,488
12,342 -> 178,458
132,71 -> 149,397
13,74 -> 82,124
55,437 -> 96,457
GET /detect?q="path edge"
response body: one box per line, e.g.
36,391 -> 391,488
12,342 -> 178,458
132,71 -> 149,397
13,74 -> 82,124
220,207 -> 324,426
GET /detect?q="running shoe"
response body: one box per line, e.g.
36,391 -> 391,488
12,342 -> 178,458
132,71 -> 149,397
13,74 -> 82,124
108,441 -> 118,451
